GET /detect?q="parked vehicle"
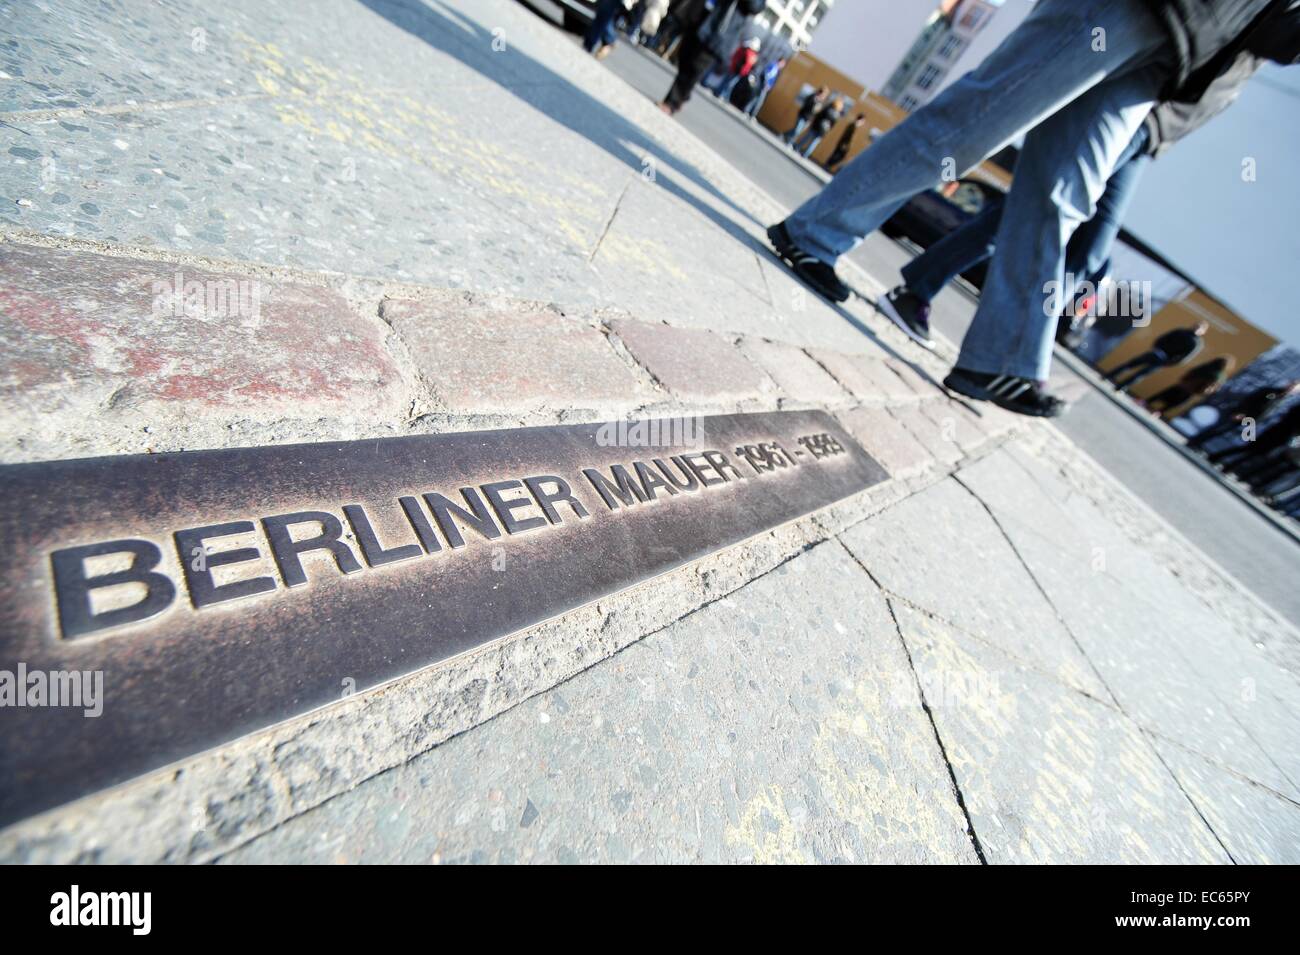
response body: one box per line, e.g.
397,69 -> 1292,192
880,178 -> 1004,289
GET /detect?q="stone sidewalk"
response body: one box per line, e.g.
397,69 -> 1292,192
2,0 -> 1299,863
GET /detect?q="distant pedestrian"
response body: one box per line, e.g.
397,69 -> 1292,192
1187,381 -> 1299,450
1144,356 -> 1233,417
585,0 -> 634,60
825,114 -> 867,171
715,37 -> 761,101
1240,436 -> 1300,491
784,85 -> 827,143
660,0 -> 765,115
635,0 -> 670,45
793,95 -> 844,158
1105,321 -> 1209,390
744,57 -> 786,119
1208,403 -> 1300,473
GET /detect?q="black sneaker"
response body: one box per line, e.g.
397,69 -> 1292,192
766,221 -> 850,303
943,367 -> 1066,418
878,285 -> 934,349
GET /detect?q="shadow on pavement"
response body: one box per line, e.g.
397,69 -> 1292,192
365,0 -> 952,404
358,0 -> 763,244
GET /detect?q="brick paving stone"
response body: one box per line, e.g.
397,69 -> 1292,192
838,406 -> 934,479
609,318 -> 771,403
383,293 -> 648,413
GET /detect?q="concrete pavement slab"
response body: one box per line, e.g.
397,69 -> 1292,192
221,541 -> 979,864
958,448 -> 1300,796
890,405 -> 964,467
841,478 -> 1109,699
1,1 -> 271,113
1153,740 -> 1300,864
970,504 -> 1295,796
892,600 -> 1228,864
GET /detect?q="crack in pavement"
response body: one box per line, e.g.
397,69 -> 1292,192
835,537 -> 989,864
950,473 -> 1239,863
587,179 -> 631,264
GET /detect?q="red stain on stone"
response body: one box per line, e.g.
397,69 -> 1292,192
2,246 -> 399,414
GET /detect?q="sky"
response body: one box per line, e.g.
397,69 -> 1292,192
1123,63 -> 1300,349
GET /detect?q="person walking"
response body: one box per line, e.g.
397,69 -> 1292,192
660,0 -> 765,115
1145,356 -> 1234,416
793,95 -> 844,158
1209,404 -> 1300,476
874,46 -> 1257,351
1187,381 -> 1299,449
716,37 -> 761,100
825,114 -> 868,171
764,0 -> 1300,417
745,56 -> 786,119
632,0 -> 670,45
1105,321 -> 1209,390
584,0 -> 633,60
784,85 -> 827,143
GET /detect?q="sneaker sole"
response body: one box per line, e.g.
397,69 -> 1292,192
877,296 -> 936,350
943,374 -> 1065,419
764,225 -> 850,304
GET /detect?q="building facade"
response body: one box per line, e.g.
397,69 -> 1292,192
881,0 -> 1004,111
753,0 -> 836,51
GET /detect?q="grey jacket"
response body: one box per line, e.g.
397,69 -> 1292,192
1143,0 -> 1300,155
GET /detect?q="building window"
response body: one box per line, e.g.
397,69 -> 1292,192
899,94 -> 919,112
915,64 -> 944,90
937,35 -> 963,60
959,6 -> 987,31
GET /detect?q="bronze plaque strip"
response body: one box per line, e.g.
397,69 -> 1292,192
0,410 -> 886,824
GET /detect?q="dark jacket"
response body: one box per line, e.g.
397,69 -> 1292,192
1154,327 -> 1205,363
675,0 -> 765,40
796,92 -> 822,121
1149,0 -> 1289,89
809,103 -> 844,136
1144,49 -> 1261,156
1232,386 -> 1291,420
830,123 -> 862,160
1141,1 -> 1300,153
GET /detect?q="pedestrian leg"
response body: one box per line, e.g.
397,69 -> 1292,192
954,64 -> 1165,381
783,0 -> 1169,264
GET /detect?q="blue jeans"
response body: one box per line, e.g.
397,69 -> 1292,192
584,0 -> 622,52
795,131 -> 822,157
784,117 -> 808,142
902,124 -> 1151,304
784,0 -> 1170,380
